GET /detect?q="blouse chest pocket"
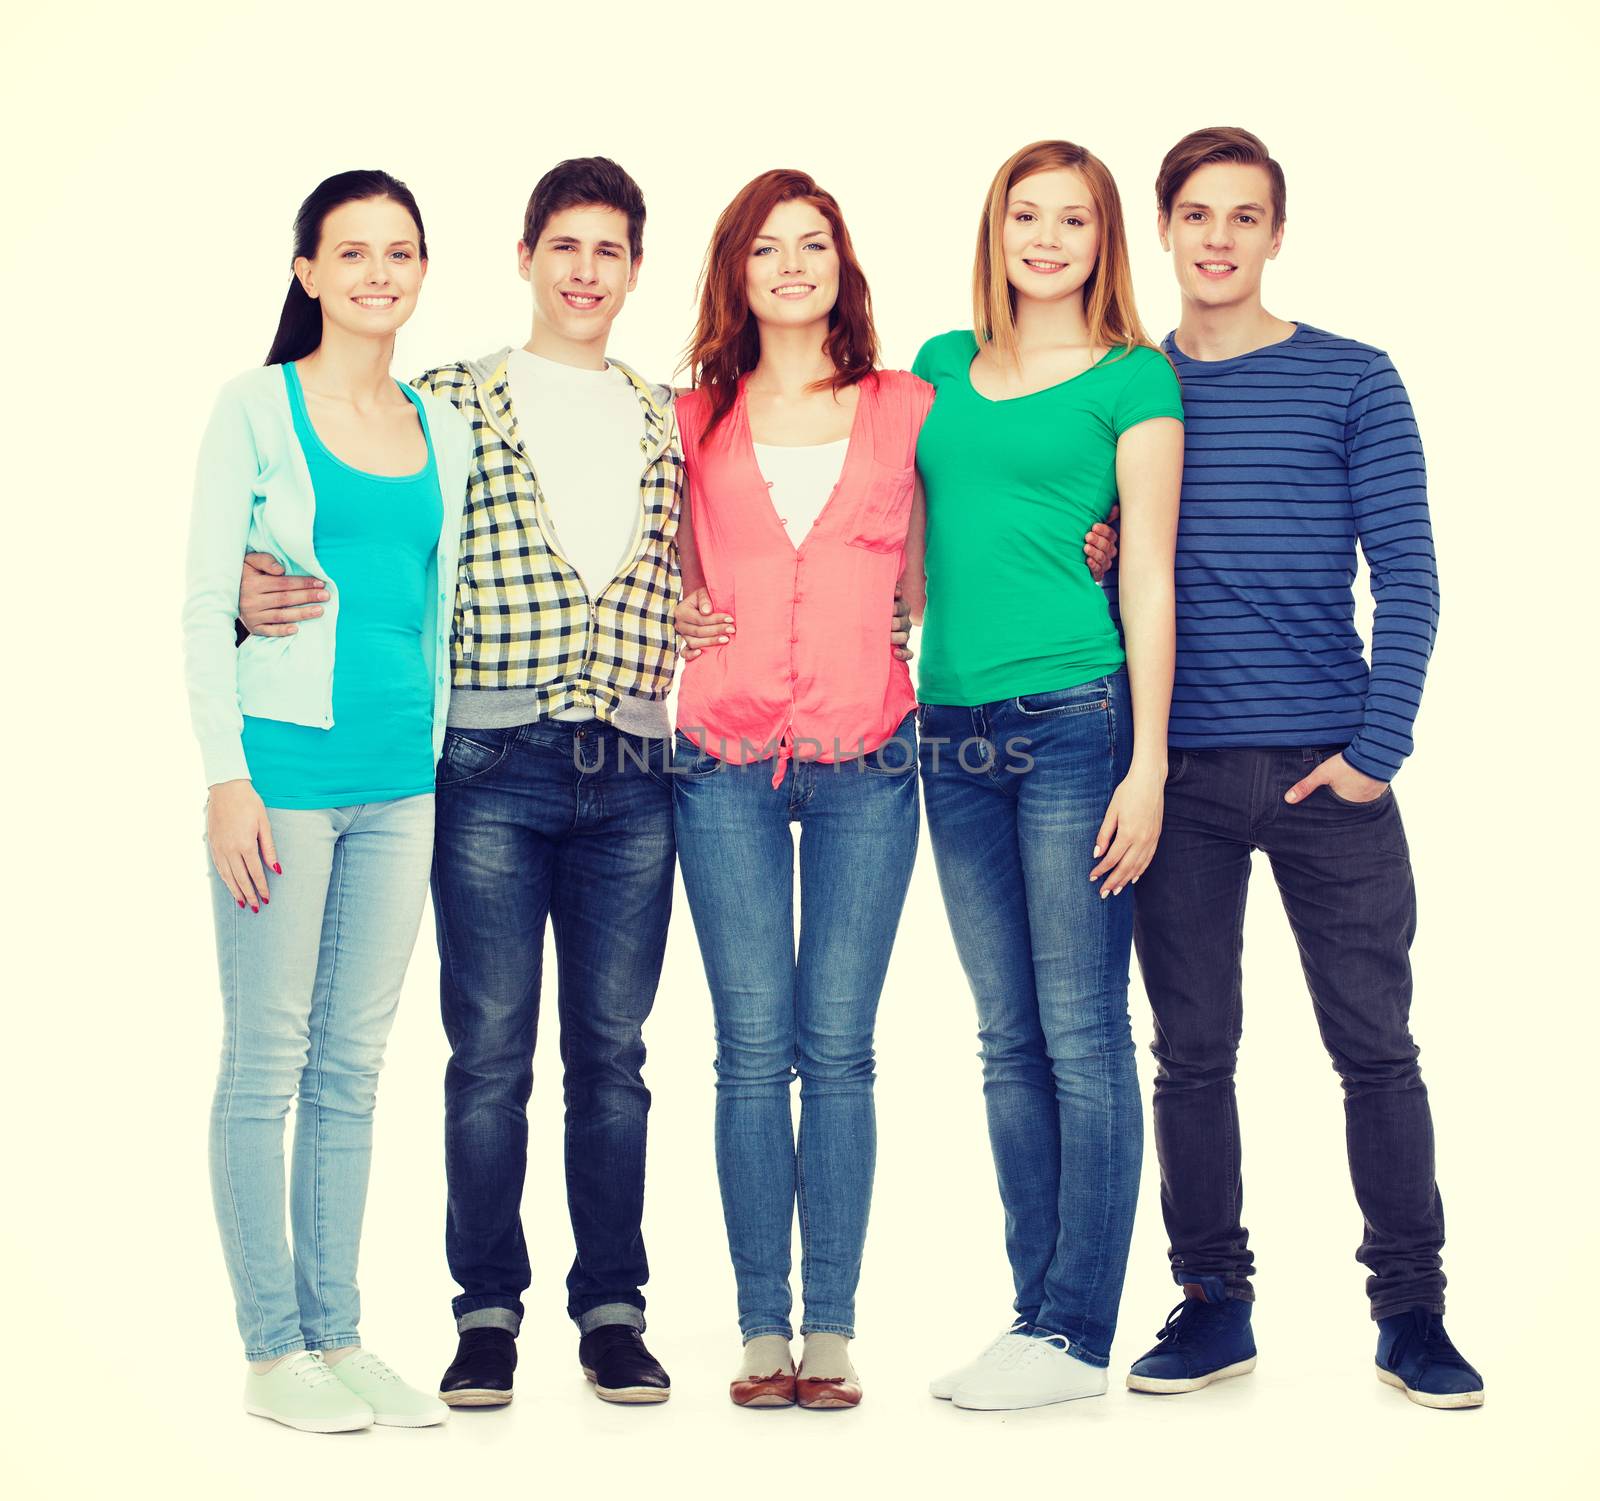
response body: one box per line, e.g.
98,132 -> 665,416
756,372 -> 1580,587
845,459 -> 915,553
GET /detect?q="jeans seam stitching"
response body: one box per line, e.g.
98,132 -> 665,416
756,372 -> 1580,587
218,892 -> 268,1349
303,826 -> 349,1337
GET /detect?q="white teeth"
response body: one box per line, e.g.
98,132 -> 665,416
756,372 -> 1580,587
354,296 -> 395,306
773,285 -> 813,296
1199,263 -> 1234,272
562,293 -> 599,306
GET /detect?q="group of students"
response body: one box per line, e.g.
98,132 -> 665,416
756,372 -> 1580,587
182,126 -> 1483,1436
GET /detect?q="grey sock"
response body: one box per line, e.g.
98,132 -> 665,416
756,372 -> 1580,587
248,1351 -> 304,1374
738,1334 -> 794,1379
798,1332 -> 855,1382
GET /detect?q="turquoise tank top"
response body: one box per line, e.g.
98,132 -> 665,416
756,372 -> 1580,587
242,362 -> 442,809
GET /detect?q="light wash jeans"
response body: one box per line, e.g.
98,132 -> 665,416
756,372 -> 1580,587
207,795 -> 434,1361
672,714 -> 919,1341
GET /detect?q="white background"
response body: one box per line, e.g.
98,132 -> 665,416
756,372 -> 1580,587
4,2 -> 1594,1497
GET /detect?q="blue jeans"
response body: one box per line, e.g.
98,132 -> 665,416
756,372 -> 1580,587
1134,746 -> 1446,1317
432,721 -> 675,1336
207,795 -> 435,1361
673,714 -> 919,1340
919,674 -> 1141,1367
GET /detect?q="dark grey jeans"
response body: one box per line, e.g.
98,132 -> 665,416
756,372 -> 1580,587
1132,746 -> 1447,1319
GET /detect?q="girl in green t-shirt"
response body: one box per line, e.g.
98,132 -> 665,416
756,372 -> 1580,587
912,139 -> 1183,1412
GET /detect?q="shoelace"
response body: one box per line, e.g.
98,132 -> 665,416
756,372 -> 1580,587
1151,1298 -> 1234,1349
977,1323 -> 1031,1360
1387,1311 -> 1473,1374
995,1332 -> 1070,1369
284,1351 -> 339,1388
346,1350 -> 399,1385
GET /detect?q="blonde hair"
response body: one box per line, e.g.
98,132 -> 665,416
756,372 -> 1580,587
973,139 -> 1153,366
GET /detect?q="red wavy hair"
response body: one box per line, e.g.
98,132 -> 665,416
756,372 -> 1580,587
682,169 -> 879,438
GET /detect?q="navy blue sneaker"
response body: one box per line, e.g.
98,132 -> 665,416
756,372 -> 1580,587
1126,1277 -> 1257,1394
1376,1310 -> 1484,1409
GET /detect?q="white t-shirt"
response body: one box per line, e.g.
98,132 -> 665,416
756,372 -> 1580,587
753,439 -> 849,548
505,348 -> 643,594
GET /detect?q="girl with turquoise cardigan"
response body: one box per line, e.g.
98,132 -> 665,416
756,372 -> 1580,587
182,170 -> 471,1434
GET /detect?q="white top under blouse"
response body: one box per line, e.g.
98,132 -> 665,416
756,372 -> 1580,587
752,438 -> 850,549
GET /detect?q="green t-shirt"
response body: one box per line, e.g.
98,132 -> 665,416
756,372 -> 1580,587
911,330 -> 1183,706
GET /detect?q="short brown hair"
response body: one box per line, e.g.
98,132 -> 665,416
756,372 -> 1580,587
1156,127 -> 1285,231
522,156 -> 646,260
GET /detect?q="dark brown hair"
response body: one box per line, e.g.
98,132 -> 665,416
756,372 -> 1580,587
522,156 -> 646,260
1156,127 -> 1286,231
266,169 -> 426,366
682,169 -> 879,437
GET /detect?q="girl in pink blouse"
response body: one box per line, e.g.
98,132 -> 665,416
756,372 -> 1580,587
672,170 -> 929,1411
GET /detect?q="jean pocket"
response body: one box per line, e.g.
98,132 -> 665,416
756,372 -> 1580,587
436,728 -> 511,788
1311,748 -> 1393,808
1324,783 -> 1392,809
1166,749 -> 1190,786
1014,679 -> 1111,717
859,718 -> 919,775
672,731 -> 725,779
845,461 -> 914,552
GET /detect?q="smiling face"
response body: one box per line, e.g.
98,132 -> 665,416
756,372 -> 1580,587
745,197 -> 841,330
1001,167 -> 1101,307
519,203 -> 639,354
1160,160 -> 1284,310
294,196 -> 425,343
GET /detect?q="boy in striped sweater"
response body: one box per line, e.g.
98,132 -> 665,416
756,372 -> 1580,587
1121,127 -> 1482,1410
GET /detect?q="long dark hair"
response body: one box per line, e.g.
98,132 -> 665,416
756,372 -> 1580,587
265,169 -> 428,366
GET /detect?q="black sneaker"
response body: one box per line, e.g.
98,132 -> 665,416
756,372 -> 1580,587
578,1325 -> 671,1404
1126,1278 -> 1257,1394
439,1327 -> 517,1408
1376,1310 -> 1484,1409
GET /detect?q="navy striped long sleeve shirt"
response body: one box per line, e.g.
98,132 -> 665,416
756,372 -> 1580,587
1144,324 -> 1439,781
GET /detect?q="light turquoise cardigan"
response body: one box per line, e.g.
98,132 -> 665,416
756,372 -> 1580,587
182,365 -> 473,788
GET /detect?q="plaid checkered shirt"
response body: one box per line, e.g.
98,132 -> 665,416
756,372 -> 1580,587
413,350 -> 681,734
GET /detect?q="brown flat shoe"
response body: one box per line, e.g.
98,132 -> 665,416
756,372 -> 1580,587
730,1369 -> 797,1408
796,1374 -> 862,1410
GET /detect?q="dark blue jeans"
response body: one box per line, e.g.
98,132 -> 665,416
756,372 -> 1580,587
672,715 -> 919,1341
431,721 -> 675,1336
1132,746 -> 1447,1319
919,674 -> 1141,1367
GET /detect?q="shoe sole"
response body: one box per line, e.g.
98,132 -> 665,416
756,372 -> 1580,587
438,1388 -> 513,1408
582,1367 -> 670,1404
1126,1357 -> 1257,1394
246,1405 -> 373,1434
1376,1366 -> 1484,1409
370,1408 -> 450,1427
951,1386 -> 1107,1411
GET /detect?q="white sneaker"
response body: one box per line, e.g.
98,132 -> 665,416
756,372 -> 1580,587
950,1333 -> 1109,1411
244,1351 -> 375,1433
929,1323 -> 1035,1400
327,1349 -> 449,1428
